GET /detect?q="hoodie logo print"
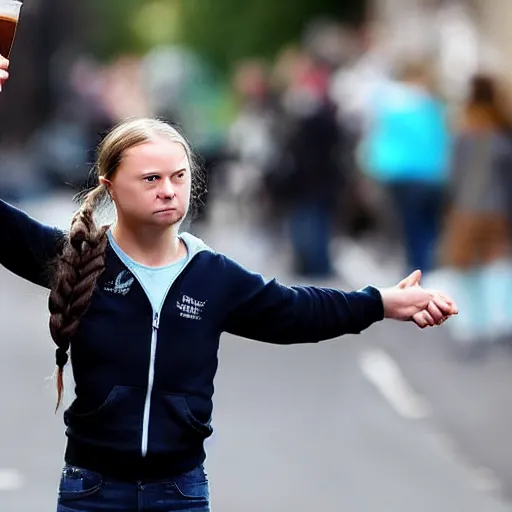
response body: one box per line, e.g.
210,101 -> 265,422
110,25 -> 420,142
177,294 -> 206,320
104,270 -> 135,296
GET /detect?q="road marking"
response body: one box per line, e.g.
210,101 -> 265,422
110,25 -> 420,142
0,469 -> 24,491
430,432 -> 502,494
469,467 -> 501,493
360,349 -> 504,496
335,237 -> 402,289
337,238 -> 505,497
359,348 -> 431,420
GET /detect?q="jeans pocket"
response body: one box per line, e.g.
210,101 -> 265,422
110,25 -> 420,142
58,465 -> 103,502
172,465 -> 210,500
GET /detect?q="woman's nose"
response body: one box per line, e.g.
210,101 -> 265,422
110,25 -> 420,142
158,178 -> 175,199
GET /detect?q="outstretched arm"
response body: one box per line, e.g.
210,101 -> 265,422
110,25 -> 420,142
0,57 -> 65,288
222,258 -> 457,344
0,199 -> 65,288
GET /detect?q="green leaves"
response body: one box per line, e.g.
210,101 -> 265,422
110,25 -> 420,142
89,0 -> 363,71
179,0 -> 363,70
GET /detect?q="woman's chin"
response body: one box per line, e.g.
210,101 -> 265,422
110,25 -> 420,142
152,210 -> 184,226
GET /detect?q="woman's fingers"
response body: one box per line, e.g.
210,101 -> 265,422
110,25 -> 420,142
0,57 -> 9,89
398,269 -> 422,289
413,310 -> 436,329
437,292 -> 458,314
427,300 -> 445,324
429,291 -> 458,316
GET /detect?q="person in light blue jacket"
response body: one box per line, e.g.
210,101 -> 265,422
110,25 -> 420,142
361,61 -> 451,274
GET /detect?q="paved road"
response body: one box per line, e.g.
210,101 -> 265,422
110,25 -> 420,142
0,193 -> 511,511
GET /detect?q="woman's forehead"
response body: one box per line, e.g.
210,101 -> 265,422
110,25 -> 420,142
123,140 -> 189,170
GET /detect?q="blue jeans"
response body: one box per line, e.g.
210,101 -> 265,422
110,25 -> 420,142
289,201 -> 334,277
389,182 -> 445,274
56,464 -> 210,511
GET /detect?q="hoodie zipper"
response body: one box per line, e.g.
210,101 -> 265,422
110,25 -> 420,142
136,255 -> 200,458
140,311 -> 160,457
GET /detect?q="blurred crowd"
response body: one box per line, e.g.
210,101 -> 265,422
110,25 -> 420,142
221,19 -> 512,354
3,11 -> 512,355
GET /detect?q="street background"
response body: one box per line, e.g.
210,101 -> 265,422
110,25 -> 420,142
2,0 -> 512,510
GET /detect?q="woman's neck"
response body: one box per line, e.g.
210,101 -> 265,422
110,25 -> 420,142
111,222 -> 186,268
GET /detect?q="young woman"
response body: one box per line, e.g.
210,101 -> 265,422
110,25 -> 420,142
0,56 -> 457,512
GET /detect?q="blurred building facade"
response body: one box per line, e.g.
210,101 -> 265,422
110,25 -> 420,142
369,0 -> 512,100
473,0 -> 512,87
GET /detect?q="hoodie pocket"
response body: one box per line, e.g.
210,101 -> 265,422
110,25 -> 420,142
149,394 -> 213,455
64,386 -> 146,451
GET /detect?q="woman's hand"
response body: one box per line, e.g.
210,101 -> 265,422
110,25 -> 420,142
379,270 -> 458,328
0,55 -> 9,89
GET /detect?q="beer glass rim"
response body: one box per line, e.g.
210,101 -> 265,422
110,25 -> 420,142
0,0 -> 22,17
0,0 -> 22,10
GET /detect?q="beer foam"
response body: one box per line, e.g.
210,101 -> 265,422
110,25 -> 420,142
0,1 -> 21,21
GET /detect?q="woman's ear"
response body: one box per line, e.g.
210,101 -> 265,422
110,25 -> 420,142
99,176 -> 111,188
99,177 -> 114,200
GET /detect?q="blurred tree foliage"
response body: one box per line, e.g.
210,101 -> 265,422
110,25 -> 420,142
89,0 -> 364,69
178,0 -> 364,70
88,0 -> 145,60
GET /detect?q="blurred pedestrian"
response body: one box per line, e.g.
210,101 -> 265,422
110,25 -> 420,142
440,73 -> 512,351
360,60 -> 451,274
225,59 -> 280,218
269,55 -> 345,277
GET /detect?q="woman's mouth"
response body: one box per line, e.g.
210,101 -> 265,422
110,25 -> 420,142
154,208 -> 177,215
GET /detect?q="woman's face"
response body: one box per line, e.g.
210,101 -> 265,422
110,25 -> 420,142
103,137 -> 192,230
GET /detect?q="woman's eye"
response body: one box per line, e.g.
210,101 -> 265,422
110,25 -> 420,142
144,175 -> 159,182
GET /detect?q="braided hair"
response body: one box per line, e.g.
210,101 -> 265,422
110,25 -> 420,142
48,117 -> 204,411
48,186 -> 109,411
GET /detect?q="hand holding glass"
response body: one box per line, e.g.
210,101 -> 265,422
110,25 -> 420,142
0,0 -> 21,91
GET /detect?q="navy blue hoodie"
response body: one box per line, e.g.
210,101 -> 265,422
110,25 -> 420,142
0,199 -> 384,479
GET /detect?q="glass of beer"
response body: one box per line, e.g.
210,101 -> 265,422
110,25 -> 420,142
0,0 -> 21,90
